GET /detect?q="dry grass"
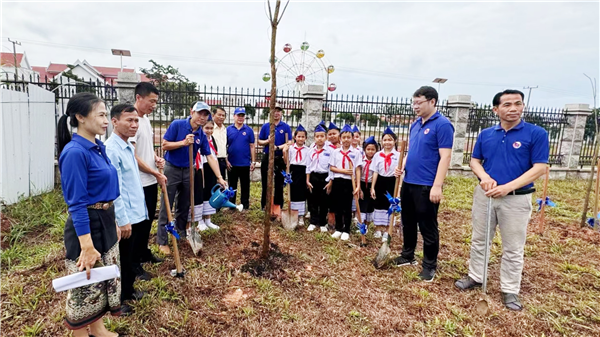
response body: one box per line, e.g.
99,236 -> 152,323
1,176 -> 600,336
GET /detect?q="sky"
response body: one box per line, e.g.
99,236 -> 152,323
2,0 -> 599,108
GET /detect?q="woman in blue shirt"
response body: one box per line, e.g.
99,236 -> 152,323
57,93 -> 121,337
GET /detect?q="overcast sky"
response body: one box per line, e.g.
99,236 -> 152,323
2,1 -> 599,108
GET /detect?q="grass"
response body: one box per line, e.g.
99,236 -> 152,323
1,177 -> 600,336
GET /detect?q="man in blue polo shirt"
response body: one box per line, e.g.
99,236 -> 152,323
226,107 -> 256,210
455,89 -> 548,311
393,86 -> 454,282
158,102 -> 227,249
258,103 -> 292,215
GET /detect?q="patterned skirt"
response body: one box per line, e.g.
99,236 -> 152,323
63,206 -> 121,330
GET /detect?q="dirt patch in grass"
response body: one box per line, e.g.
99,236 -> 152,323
2,179 -> 600,337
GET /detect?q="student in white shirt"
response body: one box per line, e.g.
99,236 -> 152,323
351,125 -> 364,219
286,124 -> 310,225
359,136 -> 379,229
306,125 -> 331,232
200,119 -> 220,230
370,127 -> 401,242
327,124 -> 361,241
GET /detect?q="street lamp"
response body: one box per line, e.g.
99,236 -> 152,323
111,49 -> 131,71
432,78 -> 448,100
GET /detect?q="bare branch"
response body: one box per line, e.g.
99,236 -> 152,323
277,0 -> 291,25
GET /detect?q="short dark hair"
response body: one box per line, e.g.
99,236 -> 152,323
57,93 -> 104,156
135,82 -> 159,98
213,106 -> 226,114
492,89 -> 525,106
382,133 -> 398,142
413,86 -> 438,105
363,141 -> 379,152
111,104 -> 137,119
294,129 -> 307,138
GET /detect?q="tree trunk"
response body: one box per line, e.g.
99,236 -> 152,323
581,140 -> 599,228
262,0 -> 281,258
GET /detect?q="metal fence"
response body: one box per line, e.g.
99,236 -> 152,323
462,104 -> 568,165
579,111 -> 599,167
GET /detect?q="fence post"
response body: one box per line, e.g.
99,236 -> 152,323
447,95 -> 472,168
116,72 -> 140,104
301,85 -> 325,141
561,103 -> 592,170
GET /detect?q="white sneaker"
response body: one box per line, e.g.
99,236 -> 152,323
298,216 -> 305,225
352,217 -> 358,226
307,224 -> 316,231
382,232 -> 389,243
196,220 -> 208,232
331,231 -> 342,239
320,226 -> 328,232
305,212 -> 311,219
340,232 -> 350,241
206,220 -> 220,230
373,230 -> 382,238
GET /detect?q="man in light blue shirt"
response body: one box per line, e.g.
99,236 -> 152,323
105,104 -> 149,314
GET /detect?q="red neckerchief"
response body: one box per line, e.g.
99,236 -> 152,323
195,149 -> 202,170
294,145 -> 303,163
340,149 -> 351,169
363,158 -> 372,179
380,151 -> 393,172
209,139 -> 217,156
312,148 -> 324,161
329,143 -> 338,150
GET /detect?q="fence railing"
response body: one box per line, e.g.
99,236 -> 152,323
462,104 -> 568,166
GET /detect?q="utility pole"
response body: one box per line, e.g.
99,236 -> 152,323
523,85 -> 538,111
8,38 -> 21,81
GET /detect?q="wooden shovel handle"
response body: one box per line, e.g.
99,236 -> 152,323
189,144 -> 195,225
159,168 -> 183,274
387,140 -> 407,235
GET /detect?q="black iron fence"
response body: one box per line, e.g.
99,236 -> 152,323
579,110 -> 599,167
463,104 -> 568,166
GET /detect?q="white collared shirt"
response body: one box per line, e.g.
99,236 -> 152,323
212,123 -> 228,159
371,149 -> 400,177
362,155 -> 374,182
288,143 -> 310,166
306,144 -> 331,174
328,146 -> 362,180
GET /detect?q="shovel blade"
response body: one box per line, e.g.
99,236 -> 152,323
373,241 -> 391,269
187,230 -> 203,255
281,210 -> 298,231
476,298 -> 489,315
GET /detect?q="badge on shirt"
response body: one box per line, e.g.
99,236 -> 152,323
513,141 -> 521,149
279,130 -> 284,134
424,128 -> 430,135
243,132 -> 247,136
195,139 -> 200,144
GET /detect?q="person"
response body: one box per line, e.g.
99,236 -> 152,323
57,92 -> 120,337
358,136 -> 378,232
158,102 -> 227,248
130,82 -> 167,263
258,103 -> 292,216
455,89 -> 549,311
226,107 -> 256,210
306,124 -> 331,232
188,102 -> 213,231
212,107 -> 229,180
351,125 -> 364,222
325,122 -> 341,228
201,119 -> 220,228
327,124 -> 361,241
370,127 -> 401,242
287,124 -> 309,224
105,104 -> 148,313
392,86 -> 454,283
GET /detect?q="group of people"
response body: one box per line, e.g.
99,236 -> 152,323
56,82 -> 548,336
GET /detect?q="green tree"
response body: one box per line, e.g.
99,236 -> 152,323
361,114 -> 379,127
335,112 -> 355,124
140,60 -> 198,119
261,107 -> 271,120
244,104 -> 256,118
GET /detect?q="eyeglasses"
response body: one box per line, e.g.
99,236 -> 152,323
412,99 -> 431,107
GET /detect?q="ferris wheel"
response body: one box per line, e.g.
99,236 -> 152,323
263,41 -> 337,93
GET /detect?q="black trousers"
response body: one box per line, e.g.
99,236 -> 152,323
135,183 -> 157,263
229,166 -> 251,209
308,173 -> 328,226
332,178 -> 353,233
400,182 -> 440,270
217,158 -> 227,180
261,154 -> 285,208
119,228 -> 135,301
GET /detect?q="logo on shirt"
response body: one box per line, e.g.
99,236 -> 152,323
195,139 -> 200,144
242,132 -> 247,136
279,130 -> 284,134
513,141 -> 521,149
424,128 -> 430,135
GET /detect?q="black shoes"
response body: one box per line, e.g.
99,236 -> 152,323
454,275 -> 482,290
135,265 -> 152,281
419,268 -> 436,282
141,254 -> 164,264
391,256 -> 418,267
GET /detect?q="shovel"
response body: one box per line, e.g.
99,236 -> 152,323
281,134 -> 299,230
373,140 -> 406,269
159,169 -> 185,278
476,197 -> 493,315
187,144 -> 203,255
349,160 -> 367,247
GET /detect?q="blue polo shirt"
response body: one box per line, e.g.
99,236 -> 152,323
472,120 -> 549,189
163,117 -> 211,168
227,124 -> 255,166
259,121 -> 292,156
59,134 -> 120,236
404,111 -> 455,186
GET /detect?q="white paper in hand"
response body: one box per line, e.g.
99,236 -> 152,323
52,265 -> 121,292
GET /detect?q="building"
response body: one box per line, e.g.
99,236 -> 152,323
1,52 -> 37,81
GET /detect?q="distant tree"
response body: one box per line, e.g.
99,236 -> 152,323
335,112 -> 355,124
361,114 -> 379,127
244,104 -> 256,118
261,107 -> 271,120
140,60 -> 198,119
290,109 -> 303,123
